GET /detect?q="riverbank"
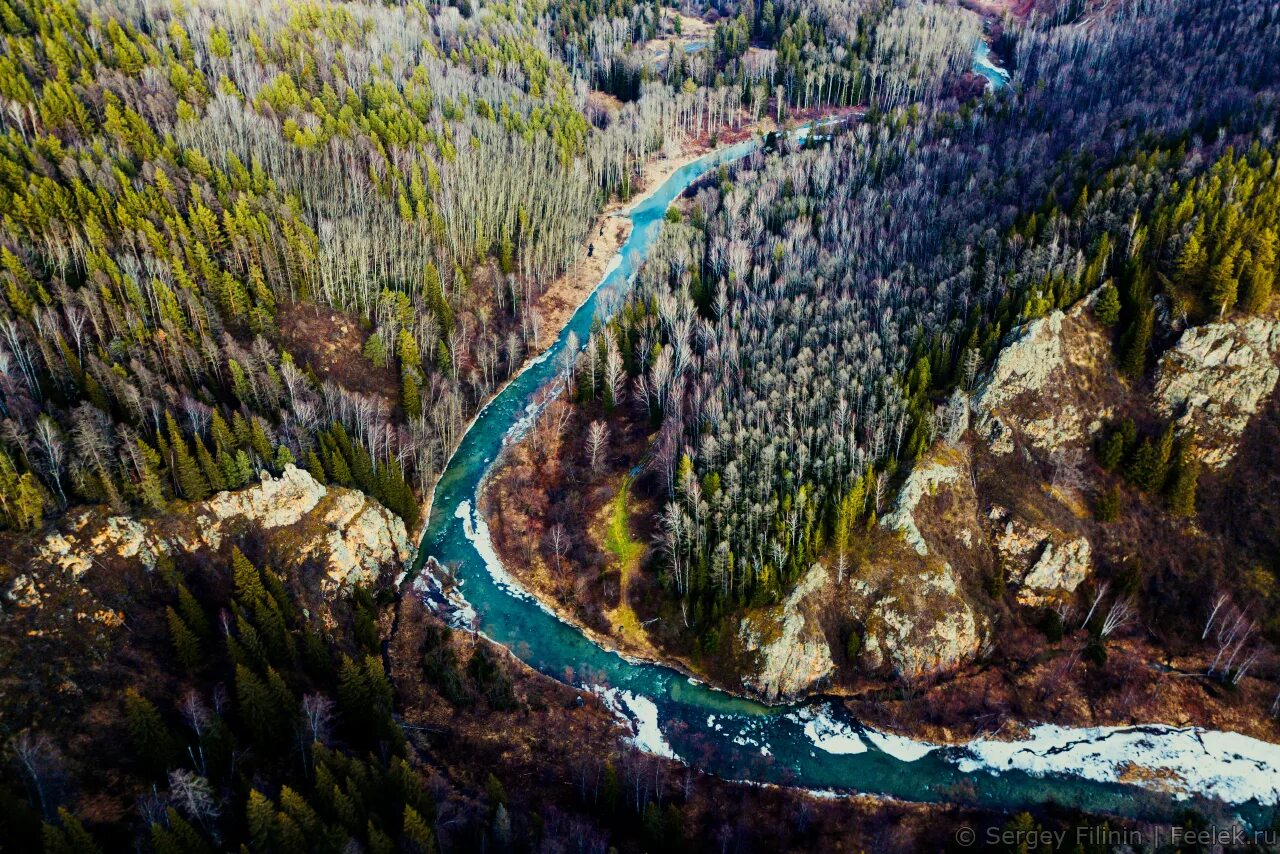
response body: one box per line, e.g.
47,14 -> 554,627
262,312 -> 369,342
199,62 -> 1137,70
413,107 -> 1280,817
527,140 -> 711,353
413,121 -> 786,539
479,409 -> 1280,751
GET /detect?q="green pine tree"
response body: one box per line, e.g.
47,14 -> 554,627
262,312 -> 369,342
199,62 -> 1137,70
165,414 -> 210,502
245,790 -> 278,851
124,689 -> 177,776
1093,283 -> 1121,325
1167,441 -> 1200,517
194,436 -> 227,492
166,606 -> 201,670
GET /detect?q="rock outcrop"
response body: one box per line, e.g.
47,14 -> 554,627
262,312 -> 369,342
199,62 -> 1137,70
855,560 -> 984,680
9,466 -> 413,610
973,300 -> 1120,458
738,562 -> 836,700
1153,316 -> 1280,468
881,456 -> 965,556
989,506 -> 1091,606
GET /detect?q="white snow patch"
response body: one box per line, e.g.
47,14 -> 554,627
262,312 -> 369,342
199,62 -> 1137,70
411,563 -> 476,628
591,686 -> 681,761
958,724 -> 1280,805
456,500 -> 553,614
789,705 -> 867,755
865,730 -> 939,763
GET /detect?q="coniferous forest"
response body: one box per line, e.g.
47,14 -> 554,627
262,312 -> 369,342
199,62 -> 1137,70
4,0 -> 1280,849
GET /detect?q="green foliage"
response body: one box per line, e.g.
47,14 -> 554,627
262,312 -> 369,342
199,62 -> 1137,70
466,646 -> 518,711
167,606 -> 201,670
124,689 -> 178,777
1093,283 -> 1121,325
1094,485 -> 1123,522
42,808 -> 102,854
845,629 -> 862,659
1166,438 -> 1200,517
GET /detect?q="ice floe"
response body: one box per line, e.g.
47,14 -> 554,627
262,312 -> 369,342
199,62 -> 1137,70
864,729 -> 939,762
456,500 -> 535,602
789,705 -> 867,755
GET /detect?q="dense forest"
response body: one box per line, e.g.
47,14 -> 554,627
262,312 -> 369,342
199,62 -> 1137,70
0,0 -> 1028,847
6,0 -> 1280,846
571,0 -> 1280,624
0,0 -> 950,535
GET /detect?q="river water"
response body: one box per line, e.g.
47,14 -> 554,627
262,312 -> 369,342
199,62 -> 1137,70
411,95 -> 1279,825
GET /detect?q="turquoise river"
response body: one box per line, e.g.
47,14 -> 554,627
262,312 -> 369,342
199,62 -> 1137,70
410,109 -> 1278,826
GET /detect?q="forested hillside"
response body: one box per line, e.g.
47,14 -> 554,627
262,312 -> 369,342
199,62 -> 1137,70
563,0 -> 1279,623
0,0 -> 1019,848
7,0 -> 1280,846
475,0 -> 1280,729
0,0 -> 952,534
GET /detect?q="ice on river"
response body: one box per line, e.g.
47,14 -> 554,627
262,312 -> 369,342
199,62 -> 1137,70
865,729 -> 939,762
592,686 -> 681,761
789,705 -> 867,755
958,724 -> 1280,804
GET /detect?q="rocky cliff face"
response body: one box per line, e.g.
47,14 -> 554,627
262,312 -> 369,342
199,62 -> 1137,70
973,298 -> 1123,459
717,305 -> 1280,701
989,506 -> 1091,607
1153,316 -> 1280,468
855,558 -> 985,680
881,457 -> 965,556
738,562 -> 836,700
8,466 -> 413,615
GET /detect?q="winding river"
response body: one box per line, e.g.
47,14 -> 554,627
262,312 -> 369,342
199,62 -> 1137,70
411,113 -> 1280,825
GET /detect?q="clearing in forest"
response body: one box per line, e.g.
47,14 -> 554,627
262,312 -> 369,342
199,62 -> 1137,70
599,476 -> 649,647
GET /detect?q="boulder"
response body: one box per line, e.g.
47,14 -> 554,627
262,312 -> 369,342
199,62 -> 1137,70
973,300 -> 1119,457
974,311 -> 1067,456
738,562 -> 836,700
1152,316 -> 1280,468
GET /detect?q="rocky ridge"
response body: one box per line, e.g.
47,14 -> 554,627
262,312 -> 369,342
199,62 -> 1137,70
972,299 -> 1121,458
7,466 -> 413,614
738,561 -> 836,700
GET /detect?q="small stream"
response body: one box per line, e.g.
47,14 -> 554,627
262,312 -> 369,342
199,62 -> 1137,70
410,60 -> 1279,825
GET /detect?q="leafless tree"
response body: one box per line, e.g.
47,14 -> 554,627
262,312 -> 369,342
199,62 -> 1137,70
301,693 -> 336,747
1099,596 -> 1136,638
1207,604 -> 1256,679
586,420 -> 609,473
168,769 -> 220,827
10,731 -> 61,818
547,523 -> 570,576
1081,581 -> 1110,630
1203,591 -> 1231,639
1050,446 -> 1085,493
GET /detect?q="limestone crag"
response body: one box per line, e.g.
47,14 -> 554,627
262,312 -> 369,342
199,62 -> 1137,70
881,457 -> 964,556
1152,316 -> 1280,468
973,300 -> 1119,458
738,562 -> 836,700
8,466 -> 411,610
990,506 -> 1090,606
974,311 -> 1067,455
856,560 -> 984,680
